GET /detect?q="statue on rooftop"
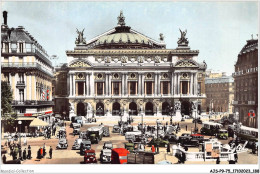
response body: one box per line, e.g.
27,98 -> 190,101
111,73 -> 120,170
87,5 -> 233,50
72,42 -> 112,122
117,10 -> 125,26
177,29 -> 189,46
75,28 -> 86,45
159,33 -> 164,42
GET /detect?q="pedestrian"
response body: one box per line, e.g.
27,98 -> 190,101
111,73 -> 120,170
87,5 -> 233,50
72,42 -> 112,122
252,142 -> 256,154
184,146 -> 188,151
43,143 -> 46,156
24,136 -> 27,146
2,154 -> 7,164
23,148 -> 27,160
37,148 -> 41,159
234,150 -> 238,162
18,146 -> 22,160
40,147 -> 43,158
49,146 -> 53,159
27,145 -> 31,159
167,143 -> 170,154
10,145 -> 13,156
216,157 -> 220,164
12,150 -> 16,160
186,125 -> 187,131
151,145 -> 155,153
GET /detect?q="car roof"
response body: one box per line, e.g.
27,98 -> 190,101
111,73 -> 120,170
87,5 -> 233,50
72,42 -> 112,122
112,148 -> 130,154
85,149 -> 95,153
191,134 -> 203,137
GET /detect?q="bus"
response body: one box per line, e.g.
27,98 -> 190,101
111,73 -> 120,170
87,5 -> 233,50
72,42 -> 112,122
200,121 -> 223,136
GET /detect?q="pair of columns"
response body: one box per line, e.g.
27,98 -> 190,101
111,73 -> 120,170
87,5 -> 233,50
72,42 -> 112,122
69,73 -> 91,96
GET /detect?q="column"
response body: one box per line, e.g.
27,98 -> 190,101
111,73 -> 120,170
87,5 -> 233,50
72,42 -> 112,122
190,73 -> 193,95
135,82 -> 137,95
105,74 -> 108,96
138,74 -> 141,95
187,81 -> 189,94
83,82 -> 85,96
95,83 -> 97,95
88,73 -> 92,96
174,73 -> 177,95
90,72 -> 94,96
111,82 -> 114,95
180,81 -> 182,94
168,82 -> 170,94
158,74 -> 160,95
73,74 -> 76,96
177,73 -> 181,94
122,74 -> 125,95
144,82 -> 147,95
194,73 -> 198,95
171,73 -> 174,95
154,73 -> 157,95
125,73 -> 128,95
108,73 -> 111,96
103,82 -> 105,95
142,74 -> 145,95
85,73 -> 89,96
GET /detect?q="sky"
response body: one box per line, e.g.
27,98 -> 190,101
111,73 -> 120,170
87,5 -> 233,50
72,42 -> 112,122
1,1 -> 258,75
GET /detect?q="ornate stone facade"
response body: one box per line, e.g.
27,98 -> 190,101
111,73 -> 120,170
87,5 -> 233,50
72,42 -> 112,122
66,11 -> 207,120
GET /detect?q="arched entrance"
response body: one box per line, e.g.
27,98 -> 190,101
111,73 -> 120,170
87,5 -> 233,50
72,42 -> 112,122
77,102 -> 86,116
181,101 -> 191,115
129,102 -> 138,115
145,102 -> 154,115
112,102 -> 121,116
162,102 -> 170,115
96,102 -> 104,116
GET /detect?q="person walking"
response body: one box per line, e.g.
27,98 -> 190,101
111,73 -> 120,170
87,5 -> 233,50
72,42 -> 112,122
43,143 -> 46,157
167,143 -> 171,154
186,125 -> 187,131
23,148 -> 27,160
40,147 -> 43,159
18,146 -> 22,160
2,154 -> 7,164
216,157 -> 220,164
49,146 -> 53,159
151,145 -> 155,153
27,145 -> 31,159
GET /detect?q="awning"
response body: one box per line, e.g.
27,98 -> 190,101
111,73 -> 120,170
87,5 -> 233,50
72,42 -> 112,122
16,117 -> 35,121
29,118 -> 49,127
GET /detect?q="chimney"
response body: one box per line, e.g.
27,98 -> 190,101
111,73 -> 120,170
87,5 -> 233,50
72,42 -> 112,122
3,11 -> 7,25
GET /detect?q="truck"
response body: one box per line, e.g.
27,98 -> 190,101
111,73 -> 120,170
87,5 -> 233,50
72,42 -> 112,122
200,121 -> 223,136
127,151 -> 154,164
87,125 -> 104,144
111,148 -> 130,164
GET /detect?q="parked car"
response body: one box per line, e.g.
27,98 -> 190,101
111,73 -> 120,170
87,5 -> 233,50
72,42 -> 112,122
103,142 -> 113,149
148,138 -> 169,147
103,127 -> 110,137
72,138 -> 83,150
190,134 -> 204,143
163,133 -> 178,143
112,125 -> 121,133
56,138 -> 68,149
178,136 -> 199,147
124,143 -> 135,152
100,148 -> 112,163
84,149 -> 97,164
80,140 -> 91,155
216,129 -> 228,139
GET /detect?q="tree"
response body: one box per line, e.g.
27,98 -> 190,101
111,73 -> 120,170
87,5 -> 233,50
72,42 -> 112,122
1,81 -> 16,131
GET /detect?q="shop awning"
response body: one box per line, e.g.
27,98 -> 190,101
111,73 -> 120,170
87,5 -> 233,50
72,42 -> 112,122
16,117 -> 35,121
29,118 -> 49,127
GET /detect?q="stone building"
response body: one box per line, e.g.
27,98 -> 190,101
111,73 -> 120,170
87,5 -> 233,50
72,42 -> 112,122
66,11 -> 207,120
233,37 -> 258,128
205,74 -> 234,114
1,11 -> 54,131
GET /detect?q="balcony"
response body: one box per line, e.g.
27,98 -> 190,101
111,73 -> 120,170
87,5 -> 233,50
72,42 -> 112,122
1,62 -> 53,77
248,101 -> 255,105
232,101 -> 238,105
12,100 -> 54,106
2,47 -> 52,66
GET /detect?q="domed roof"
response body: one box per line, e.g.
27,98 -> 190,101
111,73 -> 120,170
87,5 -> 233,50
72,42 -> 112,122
82,11 -> 166,49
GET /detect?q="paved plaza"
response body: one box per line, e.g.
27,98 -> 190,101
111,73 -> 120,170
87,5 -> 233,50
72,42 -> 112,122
1,115 -> 258,164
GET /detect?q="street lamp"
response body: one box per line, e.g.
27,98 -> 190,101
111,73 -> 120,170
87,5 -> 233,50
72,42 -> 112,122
18,120 -> 22,146
156,119 -> 160,153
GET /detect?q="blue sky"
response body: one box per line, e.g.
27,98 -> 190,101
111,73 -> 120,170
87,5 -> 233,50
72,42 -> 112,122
2,1 -> 258,74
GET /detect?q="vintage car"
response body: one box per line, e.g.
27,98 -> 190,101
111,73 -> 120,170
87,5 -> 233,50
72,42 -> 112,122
80,140 -> 91,155
124,143 -> 135,152
163,133 -> 178,143
178,135 -> 199,147
190,134 -> 205,143
103,142 -> 113,149
79,131 -> 88,139
148,138 -> 169,147
103,127 -> 110,137
56,138 -> 68,149
112,125 -> 121,133
216,129 -> 228,139
73,123 -> 81,135
84,149 -> 97,164
100,149 -> 112,163
72,138 -> 83,150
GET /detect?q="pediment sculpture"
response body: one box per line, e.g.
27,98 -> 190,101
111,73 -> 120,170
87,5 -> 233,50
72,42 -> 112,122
69,61 -> 91,68
175,60 -> 197,67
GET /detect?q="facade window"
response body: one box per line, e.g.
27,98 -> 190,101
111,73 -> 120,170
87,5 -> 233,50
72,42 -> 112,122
163,81 -> 168,94
78,82 -> 84,95
146,82 -> 152,95
4,43 -> 9,53
11,43 -> 17,53
19,43 -> 23,53
113,82 -> 119,95
18,73 -> 24,83
130,82 -> 136,95
181,81 -> 188,94
19,89 -> 24,102
198,82 -> 201,95
97,82 -> 103,95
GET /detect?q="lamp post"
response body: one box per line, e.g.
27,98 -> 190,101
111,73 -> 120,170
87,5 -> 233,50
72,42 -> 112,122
18,120 -> 22,146
156,119 -> 160,153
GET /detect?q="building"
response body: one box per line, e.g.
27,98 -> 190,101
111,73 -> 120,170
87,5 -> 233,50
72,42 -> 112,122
53,63 -> 69,119
66,11 -> 207,120
206,69 -> 227,78
1,11 -> 54,132
205,74 -> 234,114
232,37 -> 258,128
